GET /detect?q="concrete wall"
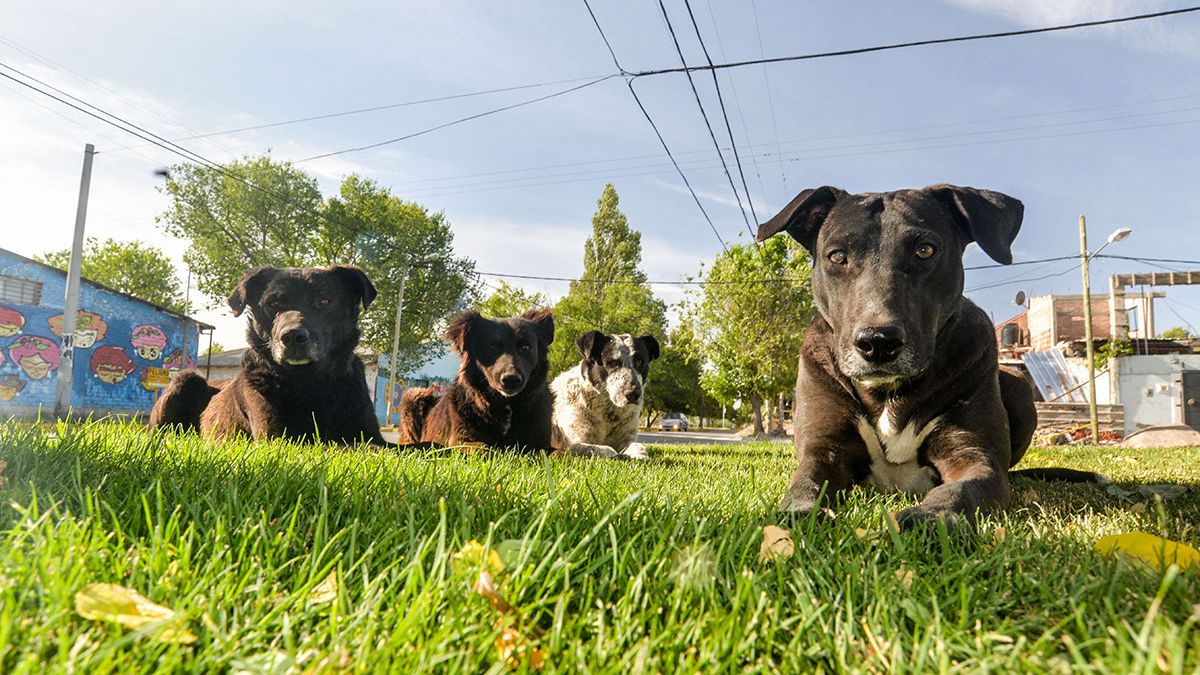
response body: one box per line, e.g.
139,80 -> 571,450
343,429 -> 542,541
1116,354 -> 1200,436
0,251 -> 200,418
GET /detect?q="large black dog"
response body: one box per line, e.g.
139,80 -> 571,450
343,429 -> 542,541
149,265 -> 387,445
398,309 -> 555,451
756,184 -> 1099,531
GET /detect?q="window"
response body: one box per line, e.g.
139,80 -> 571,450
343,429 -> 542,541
0,275 -> 43,305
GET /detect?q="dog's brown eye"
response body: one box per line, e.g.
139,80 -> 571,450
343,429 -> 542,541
828,250 -> 847,265
267,299 -> 280,309
318,297 -> 331,307
915,243 -> 936,260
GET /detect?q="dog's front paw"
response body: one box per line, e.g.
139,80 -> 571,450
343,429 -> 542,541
621,442 -> 650,460
893,507 -> 970,535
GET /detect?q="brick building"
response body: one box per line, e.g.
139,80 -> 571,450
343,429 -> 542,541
996,293 -> 1159,353
0,247 -> 212,419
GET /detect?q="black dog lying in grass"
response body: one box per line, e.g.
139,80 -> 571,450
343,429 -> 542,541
399,309 -> 555,452
150,265 -> 388,446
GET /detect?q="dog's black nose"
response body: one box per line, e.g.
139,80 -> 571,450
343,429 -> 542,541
501,373 -> 524,390
282,327 -> 310,346
854,327 -> 904,363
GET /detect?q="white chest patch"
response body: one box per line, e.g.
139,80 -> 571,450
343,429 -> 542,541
854,411 -> 941,495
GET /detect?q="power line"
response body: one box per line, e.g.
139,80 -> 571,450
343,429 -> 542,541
747,0 -> 789,201
686,0 -> 758,224
0,60 -> 373,252
581,0 -> 730,253
628,6 -> 1200,78
293,75 -> 618,163
655,0 -> 754,239
104,75 -> 610,152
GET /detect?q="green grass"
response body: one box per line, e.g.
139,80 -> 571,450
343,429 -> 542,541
1,421 -> 1198,673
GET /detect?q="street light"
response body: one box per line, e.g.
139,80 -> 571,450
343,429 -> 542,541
383,253 -> 440,427
1079,217 -> 1133,444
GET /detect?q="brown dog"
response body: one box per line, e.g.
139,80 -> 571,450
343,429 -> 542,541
399,309 -> 554,451
756,185 -> 1100,531
149,265 -> 387,445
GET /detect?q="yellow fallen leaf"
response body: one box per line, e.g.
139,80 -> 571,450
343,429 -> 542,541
308,570 -> 338,605
453,540 -> 505,576
75,583 -> 197,644
758,525 -> 794,562
894,568 -> 914,590
495,622 -> 545,671
1094,532 -> 1200,571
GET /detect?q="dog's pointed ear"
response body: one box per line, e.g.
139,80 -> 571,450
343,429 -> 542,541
330,265 -> 378,309
445,310 -> 481,352
521,308 -> 555,347
228,267 -> 278,317
925,184 -> 1023,265
576,330 -> 611,361
637,334 -> 661,362
755,186 -> 845,251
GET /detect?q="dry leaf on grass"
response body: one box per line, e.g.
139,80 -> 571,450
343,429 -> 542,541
0,459 -> 8,490
894,568 -> 914,590
495,622 -> 545,671
758,525 -> 794,562
307,570 -> 339,605
75,583 -> 197,644
1094,532 -> 1200,571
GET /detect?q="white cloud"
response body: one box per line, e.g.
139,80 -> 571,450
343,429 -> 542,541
941,0 -> 1200,57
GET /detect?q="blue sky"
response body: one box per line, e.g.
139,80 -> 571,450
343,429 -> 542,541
2,0 -> 1199,348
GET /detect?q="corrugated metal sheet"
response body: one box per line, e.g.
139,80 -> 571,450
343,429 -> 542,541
1022,350 -> 1090,403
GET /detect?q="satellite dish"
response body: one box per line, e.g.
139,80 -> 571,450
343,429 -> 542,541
1014,290 -> 1026,306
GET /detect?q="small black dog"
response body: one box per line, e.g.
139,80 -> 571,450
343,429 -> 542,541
399,309 -> 555,451
150,265 -> 387,445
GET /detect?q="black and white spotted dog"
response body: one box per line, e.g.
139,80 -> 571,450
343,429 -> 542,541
551,331 -> 660,459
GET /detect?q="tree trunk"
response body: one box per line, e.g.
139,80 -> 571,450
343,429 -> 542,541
769,392 -> 786,434
750,394 -> 765,436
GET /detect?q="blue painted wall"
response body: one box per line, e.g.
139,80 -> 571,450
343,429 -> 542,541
0,249 -> 201,418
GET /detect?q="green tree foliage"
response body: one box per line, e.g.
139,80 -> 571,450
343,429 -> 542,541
1159,326 -> 1192,340
158,156 -> 476,372
36,238 -> 187,313
642,323 -> 719,425
550,184 -> 666,376
202,342 -> 225,356
680,236 -> 815,434
476,281 -> 550,318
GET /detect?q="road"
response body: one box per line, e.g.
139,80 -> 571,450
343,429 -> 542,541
637,429 -> 741,445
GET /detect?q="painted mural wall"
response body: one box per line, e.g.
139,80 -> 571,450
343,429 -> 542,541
0,251 -> 200,418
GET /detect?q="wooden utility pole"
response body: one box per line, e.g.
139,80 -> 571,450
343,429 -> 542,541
1079,215 -> 1100,444
54,143 -> 95,419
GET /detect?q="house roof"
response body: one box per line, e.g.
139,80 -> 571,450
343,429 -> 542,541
0,246 -> 215,330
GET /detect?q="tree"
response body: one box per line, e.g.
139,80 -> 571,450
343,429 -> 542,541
549,184 -> 667,375
642,323 -> 719,426
1160,326 -> 1192,339
476,281 -> 550,318
158,157 -> 477,373
680,236 -> 815,435
202,342 -> 225,356
320,175 -> 477,372
158,154 -> 325,304
36,238 -> 188,312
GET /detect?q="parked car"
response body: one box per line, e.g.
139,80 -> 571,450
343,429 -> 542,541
658,412 -> 688,432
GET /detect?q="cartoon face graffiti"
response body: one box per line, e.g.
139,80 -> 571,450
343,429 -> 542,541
8,335 -> 61,380
49,310 -> 108,348
163,348 -> 195,372
91,345 -> 137,384
131,324 -> 168,361
0,374 -> 26,401
0,306 -> 25,338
